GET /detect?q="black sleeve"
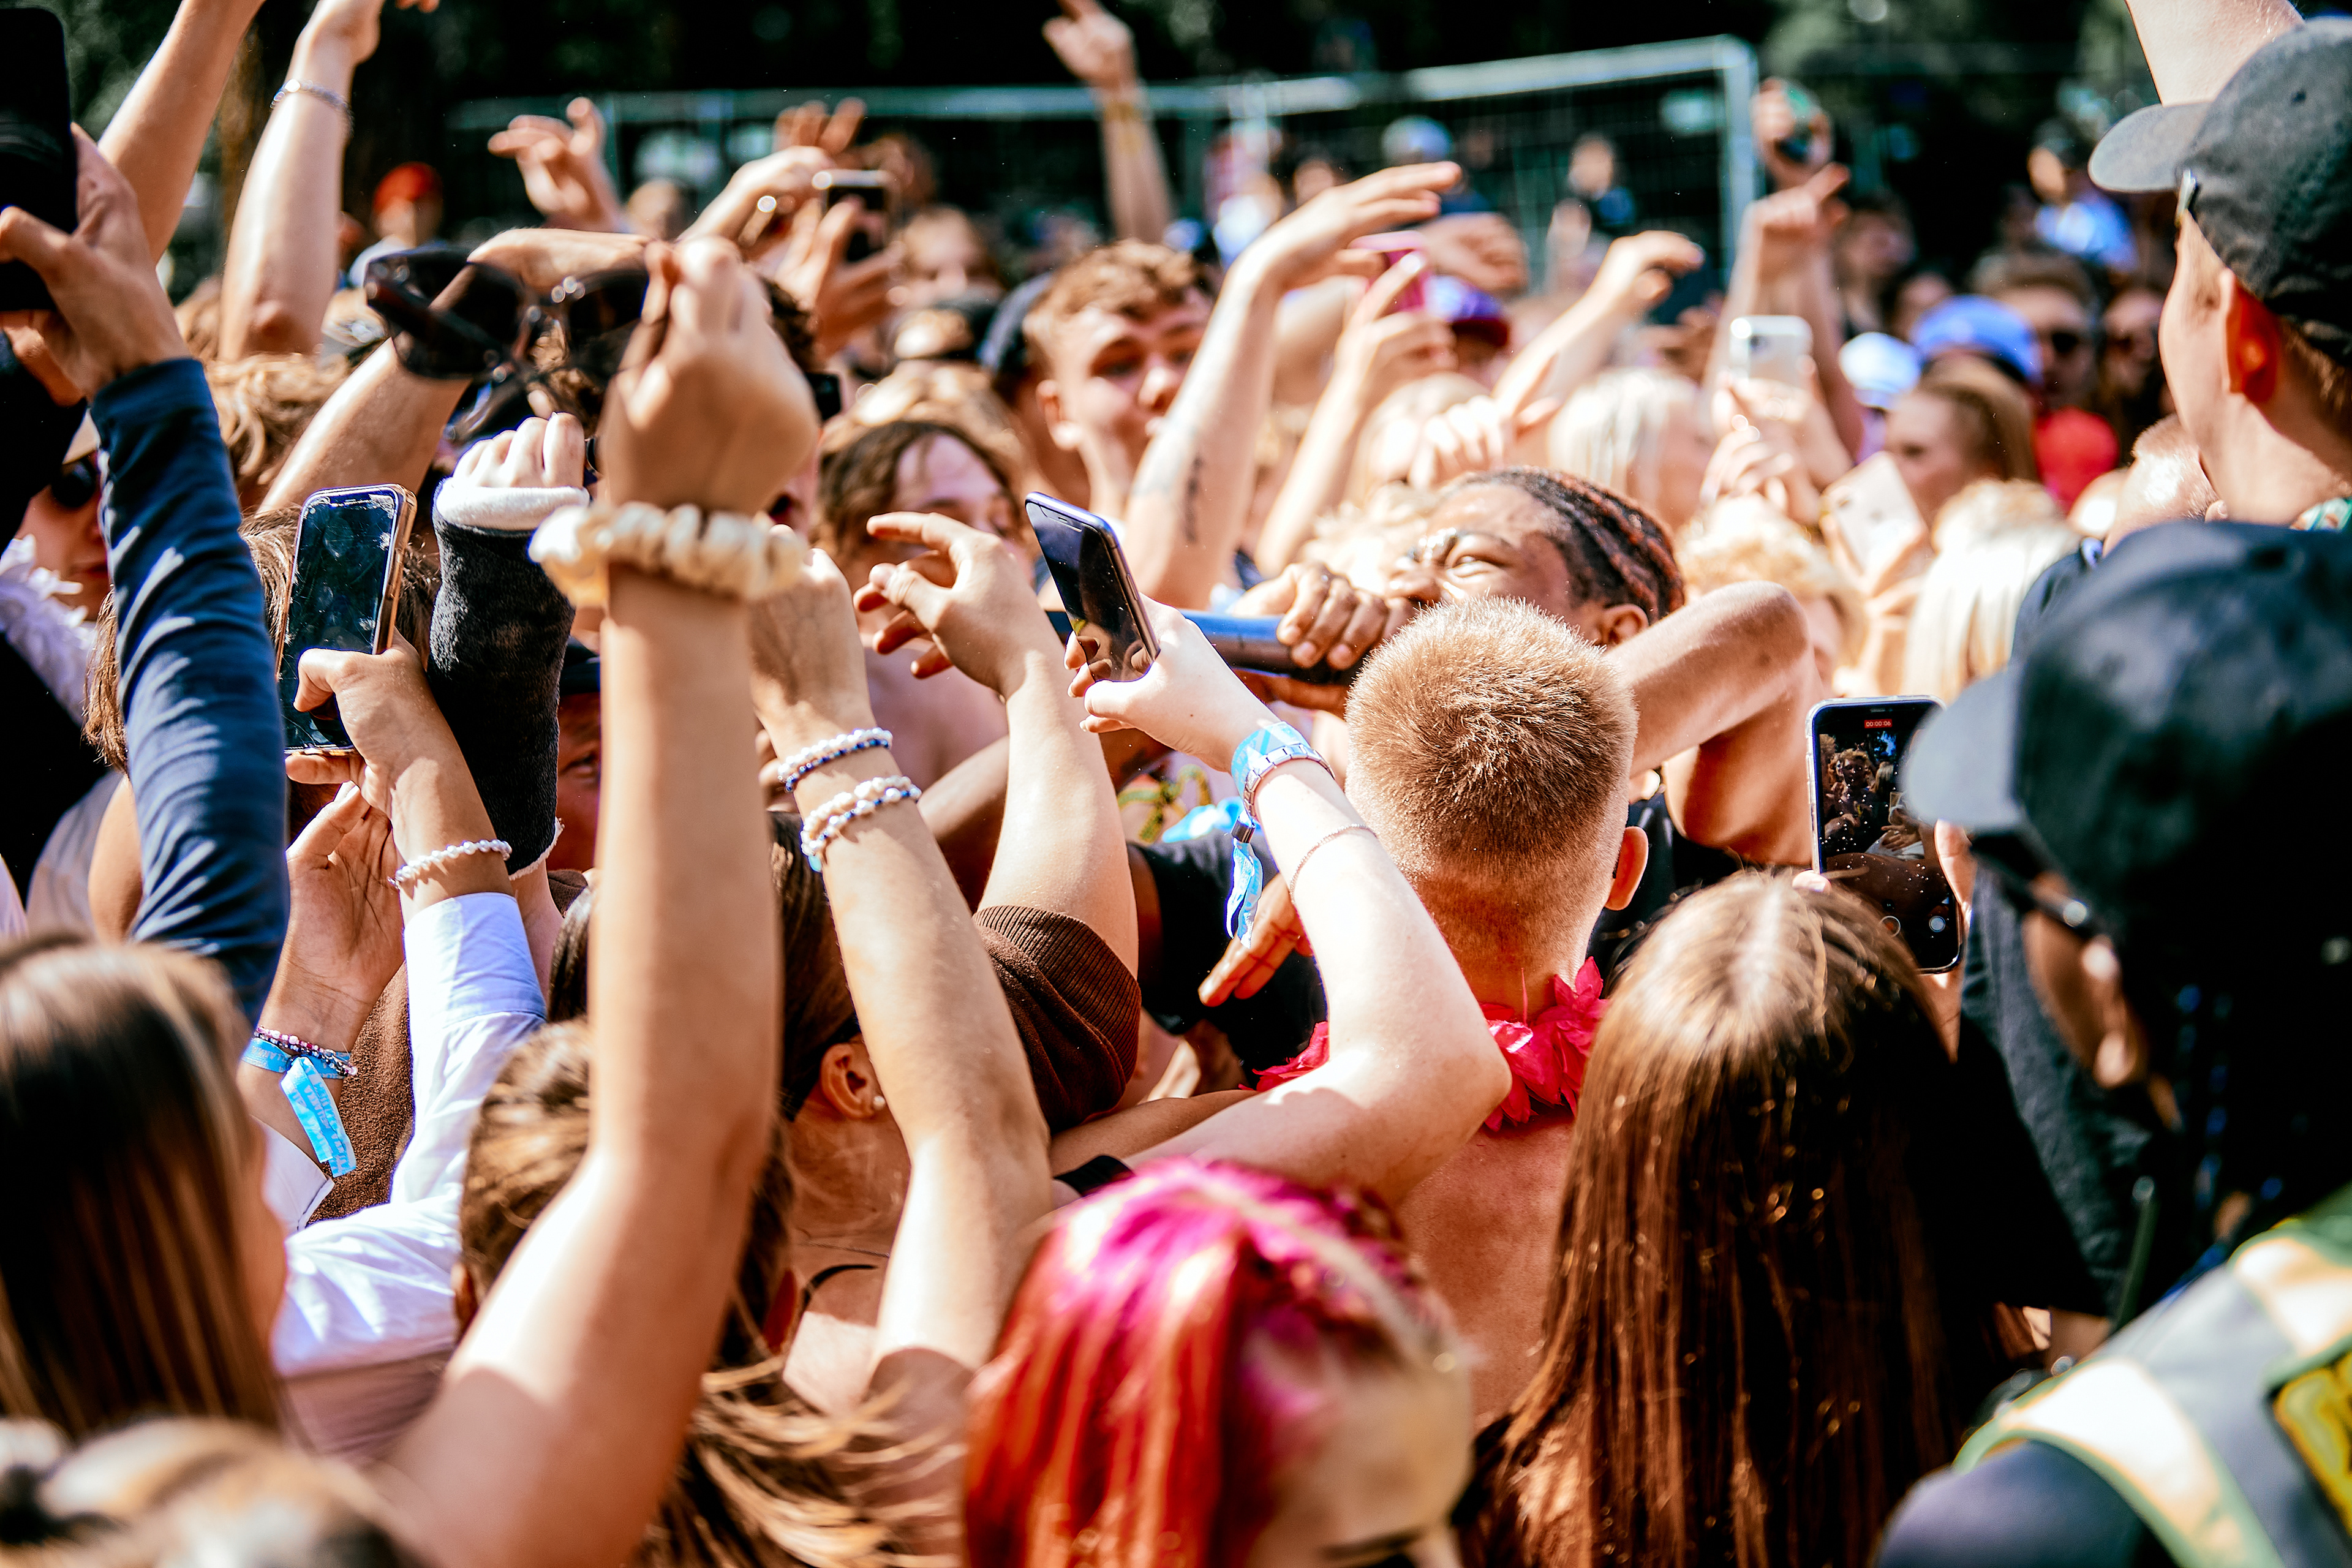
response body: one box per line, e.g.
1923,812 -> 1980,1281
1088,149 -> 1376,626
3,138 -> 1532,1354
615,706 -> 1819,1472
1876,1445 -> 2174,1568
1132,832 -> 1325,1074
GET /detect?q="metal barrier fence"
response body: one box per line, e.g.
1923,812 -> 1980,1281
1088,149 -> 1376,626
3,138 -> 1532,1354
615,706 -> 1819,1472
445,34 -> 1758,276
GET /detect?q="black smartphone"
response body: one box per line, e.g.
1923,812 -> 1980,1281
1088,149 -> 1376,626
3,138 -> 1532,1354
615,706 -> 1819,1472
1041,609 -> 1357,688
1027,493 -> 1158,682
1808,698 -> 1961,973
0,9 -> 76,313
279,486 -> 418,753
814,170 -> 894,264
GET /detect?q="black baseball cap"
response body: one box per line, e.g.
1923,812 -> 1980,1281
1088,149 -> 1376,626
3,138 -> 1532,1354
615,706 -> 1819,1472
2089,19 -> 2352,368
1906,522 -> 2352,976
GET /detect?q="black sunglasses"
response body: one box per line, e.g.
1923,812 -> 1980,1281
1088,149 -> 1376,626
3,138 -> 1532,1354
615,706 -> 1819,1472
2043,328 -> 2092,358
1972,837 -> 2108,940
50,453 -> 100,510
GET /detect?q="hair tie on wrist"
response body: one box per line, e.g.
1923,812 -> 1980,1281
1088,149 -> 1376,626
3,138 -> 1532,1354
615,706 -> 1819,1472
530,501 -> 808,606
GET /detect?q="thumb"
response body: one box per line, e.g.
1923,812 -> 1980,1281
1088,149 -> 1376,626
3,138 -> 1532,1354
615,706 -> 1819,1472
0,206 -> 72,282
289,782 -> 369,861
1351,253 -> 1425,329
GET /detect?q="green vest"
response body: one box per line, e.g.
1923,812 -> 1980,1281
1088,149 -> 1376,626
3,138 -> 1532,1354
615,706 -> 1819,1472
1956,1185 -> 2352,1568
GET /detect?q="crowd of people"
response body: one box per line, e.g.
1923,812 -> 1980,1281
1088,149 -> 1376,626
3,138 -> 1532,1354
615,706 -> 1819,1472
2,0 -> 2350,1562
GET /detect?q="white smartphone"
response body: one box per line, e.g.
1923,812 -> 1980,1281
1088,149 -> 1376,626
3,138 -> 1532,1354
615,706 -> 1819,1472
1729,315 -> 1813,387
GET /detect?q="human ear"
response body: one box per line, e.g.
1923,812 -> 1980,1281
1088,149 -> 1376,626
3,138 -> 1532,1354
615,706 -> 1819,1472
1035,378 -> 1087,453
2222,277 -> 2283,406
817,1039 -> 886,1118
1603,824 -> 1650,911
2078,938 -> 2148,1089
1595,603 -> 1650,648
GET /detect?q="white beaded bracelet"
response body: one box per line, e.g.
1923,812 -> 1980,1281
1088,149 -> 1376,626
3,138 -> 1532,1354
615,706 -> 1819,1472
780,727 -> 892,794
389,837 -> 513,892
799,775 -> 921,871
530,500 -> 808,607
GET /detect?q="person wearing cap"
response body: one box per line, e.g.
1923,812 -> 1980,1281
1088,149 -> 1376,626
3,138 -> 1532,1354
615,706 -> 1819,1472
1879,522 -> 2352,1567
345,162 -> 444,288
2088,15 -> 2352,532
2029,119 -> 2138,278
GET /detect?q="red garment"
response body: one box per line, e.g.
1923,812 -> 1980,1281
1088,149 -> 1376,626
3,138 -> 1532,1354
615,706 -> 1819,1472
1257,958 -> 1607,1132
2035,407 -> 2119,511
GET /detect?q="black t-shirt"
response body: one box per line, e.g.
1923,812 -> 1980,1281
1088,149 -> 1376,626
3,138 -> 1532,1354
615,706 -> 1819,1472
1132,831 -> 1325,1074
1588,789 -> 1746,982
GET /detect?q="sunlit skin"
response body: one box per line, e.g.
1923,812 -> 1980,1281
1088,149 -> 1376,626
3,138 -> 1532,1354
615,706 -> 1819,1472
1645,396 -> 1716,536
1383,487 -> 1650,647
548,692 -> 600,875
2000,282 -> 2097,405
899,216 -> 994,311
1241,1357 -> 1472,1568
1036,296 -> 1210,509
18,467 -> 108,617
1884,390 -> 2003,527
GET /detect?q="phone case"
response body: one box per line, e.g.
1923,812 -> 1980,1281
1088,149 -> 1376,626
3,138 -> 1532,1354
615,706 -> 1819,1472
1025,494 -> 1159,682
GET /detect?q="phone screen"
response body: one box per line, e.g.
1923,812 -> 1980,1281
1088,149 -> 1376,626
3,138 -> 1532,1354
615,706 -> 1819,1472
1025,494 -> 1158,683
280,486 -> 414,752
816,172 -> 893,265
0,9 -> 75,313
1730,315 -> 1812,388
1809,698 -> 1962,973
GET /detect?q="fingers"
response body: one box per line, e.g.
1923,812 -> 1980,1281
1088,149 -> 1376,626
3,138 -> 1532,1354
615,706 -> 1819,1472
821,100 -> 865,156
0,205 -> 69,279
1276,565 -> 1330,653
540,410 -> 587,488
293,646 -> 371,714
566,98 -> 605,148
288,781 -> 371,863
1293,574 -> 1356,668
1330,588 -> 1389,669
285,751 -> 364,790
864,509 -> 973,556
1804,162 -> 1851,203
1351,253 -> 1427,326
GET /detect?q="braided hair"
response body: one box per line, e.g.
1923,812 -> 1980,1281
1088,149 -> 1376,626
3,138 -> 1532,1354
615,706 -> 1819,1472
1447,467 -> 1685,623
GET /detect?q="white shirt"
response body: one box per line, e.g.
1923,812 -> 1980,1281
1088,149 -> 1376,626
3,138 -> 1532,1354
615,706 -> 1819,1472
272,891 -> 545,1460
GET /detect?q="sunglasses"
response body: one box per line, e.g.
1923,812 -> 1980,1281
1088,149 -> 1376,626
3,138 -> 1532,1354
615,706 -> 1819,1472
2043,329 -> 2092,358
49,453 -> 99,510
1972,837 -> 2109,941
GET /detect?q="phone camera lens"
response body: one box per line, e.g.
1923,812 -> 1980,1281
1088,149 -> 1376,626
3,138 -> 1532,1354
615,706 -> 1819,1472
1880,916 -> 1902,936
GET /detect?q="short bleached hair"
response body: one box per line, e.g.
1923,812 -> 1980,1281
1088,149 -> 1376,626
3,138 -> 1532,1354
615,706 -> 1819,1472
1346,597 -> 1635,916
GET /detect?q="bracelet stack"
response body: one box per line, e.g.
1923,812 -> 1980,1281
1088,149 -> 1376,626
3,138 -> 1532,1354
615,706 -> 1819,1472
243,1029 -> 358,1178
799,774 -> 922,871
780,727 -> 892,793
1223,722 -> 1336,939
530,501 -> 807,606
390,837 -> 512,893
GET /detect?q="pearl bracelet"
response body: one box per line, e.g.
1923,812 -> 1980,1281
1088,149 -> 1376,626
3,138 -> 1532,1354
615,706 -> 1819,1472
273,78 -> 352,131
799,775 -> 921,871
780,727 -> 892,794
390,837 -> 513,892
530,500 -> 807,606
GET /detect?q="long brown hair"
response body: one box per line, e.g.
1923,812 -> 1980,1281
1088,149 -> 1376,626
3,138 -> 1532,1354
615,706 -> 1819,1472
1471,875 -> 1973,1568
0,935 -> 281,1439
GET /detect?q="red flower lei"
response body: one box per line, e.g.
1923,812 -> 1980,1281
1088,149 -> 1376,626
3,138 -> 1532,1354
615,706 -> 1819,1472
1255,958 -> 1607,1133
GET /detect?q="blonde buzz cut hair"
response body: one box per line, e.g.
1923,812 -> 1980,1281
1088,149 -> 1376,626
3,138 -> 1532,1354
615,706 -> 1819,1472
1346,597 -> 1637,914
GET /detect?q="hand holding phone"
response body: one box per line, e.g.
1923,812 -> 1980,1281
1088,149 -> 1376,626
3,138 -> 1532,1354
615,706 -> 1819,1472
1807,698 -> 1961,972
279,486 -> 418,753
1066,597 -> 1277,764
813,169 -> 895,264
1357,231 -> 1428,314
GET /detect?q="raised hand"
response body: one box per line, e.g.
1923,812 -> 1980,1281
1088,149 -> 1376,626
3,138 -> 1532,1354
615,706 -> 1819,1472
854,510 -> 1066,695
1416,211 -> 1529,296
1067,598 -> 1274,760
773,98 -> 865,156
770,197 -> 897,360
1403,393 -> 1560,492
285,635 -> 464,814
748,547 -> 878,746
1240,163 -> 1457,294
270,782 -> 404,1045
1753,78 -> 1833,192
1748,162 -> 1849,282
0,130 -> 186,392
295,0 -> 434,76
1199,871 -> 1308,1006
597,237 -> 818,514
1585,229 -> 1707,318
1332,254 -> 1455,407
685,145 -> 832,256
466,225 -> 646,296
489,99 -> 628,233
1044,0 -> 1141,91
450,412 -> 588,495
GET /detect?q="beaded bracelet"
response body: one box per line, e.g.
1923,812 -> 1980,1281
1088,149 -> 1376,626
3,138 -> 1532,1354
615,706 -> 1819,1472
530,500 -> 808,607
799,775 -> 922,871
780,727 -> 892,794
243,1031 -> 357,1177
389,837 -> 512,893
246,1026 -> 355,1080
273,78 -> 352,130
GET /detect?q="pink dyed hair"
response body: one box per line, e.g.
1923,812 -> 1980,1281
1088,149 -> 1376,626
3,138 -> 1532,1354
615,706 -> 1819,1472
964,1159 -> 1455,1567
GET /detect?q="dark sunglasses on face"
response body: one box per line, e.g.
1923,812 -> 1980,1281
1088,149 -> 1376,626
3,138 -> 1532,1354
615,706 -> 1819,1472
2043,328 -> 2092,359
49,453 -> 99,510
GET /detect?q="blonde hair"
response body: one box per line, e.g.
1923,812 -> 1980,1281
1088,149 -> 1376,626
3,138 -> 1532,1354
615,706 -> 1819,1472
1679,506 -> 1867,666
0,936 -> 281,1439
1905,358 -> 2039,493
1351,373 -> 1487,503
204,354 -> 352,512
1346,597 -> 1636,946
1547,368 -> 1698,518
1901,481 -> 2080,702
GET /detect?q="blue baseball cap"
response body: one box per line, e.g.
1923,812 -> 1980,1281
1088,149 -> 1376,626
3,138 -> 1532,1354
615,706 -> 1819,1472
1911,295 -> 2042,388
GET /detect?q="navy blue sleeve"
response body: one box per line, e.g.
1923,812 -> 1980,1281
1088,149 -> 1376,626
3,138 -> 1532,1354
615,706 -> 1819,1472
1876,1444 -> 2174,1568
89,358 -> 287,1025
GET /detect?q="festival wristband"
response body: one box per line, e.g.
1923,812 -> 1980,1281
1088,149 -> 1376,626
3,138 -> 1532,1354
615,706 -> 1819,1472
1231,722 -> 1329,816
281,1056 -> 356,1177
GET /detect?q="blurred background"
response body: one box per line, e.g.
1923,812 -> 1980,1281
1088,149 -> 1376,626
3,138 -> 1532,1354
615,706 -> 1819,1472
37,0 -> 2320,300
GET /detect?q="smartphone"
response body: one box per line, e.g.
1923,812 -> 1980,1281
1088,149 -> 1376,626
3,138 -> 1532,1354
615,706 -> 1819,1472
814,170 -> 895,264
1358,231 -> 1428,314
1773,81 -> 1823,167
1822,451 -> 1927,578
1027,493 -> 1158,682
1041,608 -> 1356,687
0,9 -> 76,313
1807,697 -> 1961,973
279,486 -> 418,753
1729,315 -> 1812,388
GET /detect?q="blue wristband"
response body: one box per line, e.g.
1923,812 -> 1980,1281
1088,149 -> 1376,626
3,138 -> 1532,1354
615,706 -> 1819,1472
243,1038 -> 292,1074
1231,722 -> 1321,812
282,1056 -> 356,1177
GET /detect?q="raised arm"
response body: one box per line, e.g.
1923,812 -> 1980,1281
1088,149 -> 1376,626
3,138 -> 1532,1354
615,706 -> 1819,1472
1613,579 -> 1815,867
752,547 -> 1050,1525
1122,164 -> 1452,608
2124,0 -> 2300,101
3,134 -> 288,1021
219,0 -> 425,360
1074,603 -> 1504,1203
97,0 -> 268,262
382,238 -> 801,1568
1492,229 -> 1703,420
1046,0 -> 1175,244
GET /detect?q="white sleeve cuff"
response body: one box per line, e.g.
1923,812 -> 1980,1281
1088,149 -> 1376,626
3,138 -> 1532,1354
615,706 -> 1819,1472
260,1120 -> 330,1231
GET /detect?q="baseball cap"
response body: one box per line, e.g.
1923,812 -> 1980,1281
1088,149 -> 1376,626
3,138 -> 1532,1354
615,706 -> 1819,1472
1910,295 -> 2042,388
979,270 -> 1056,389
2089,18 -> 2352,367
1840,331 -> 1921,410
1907,522 -> 2352,975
